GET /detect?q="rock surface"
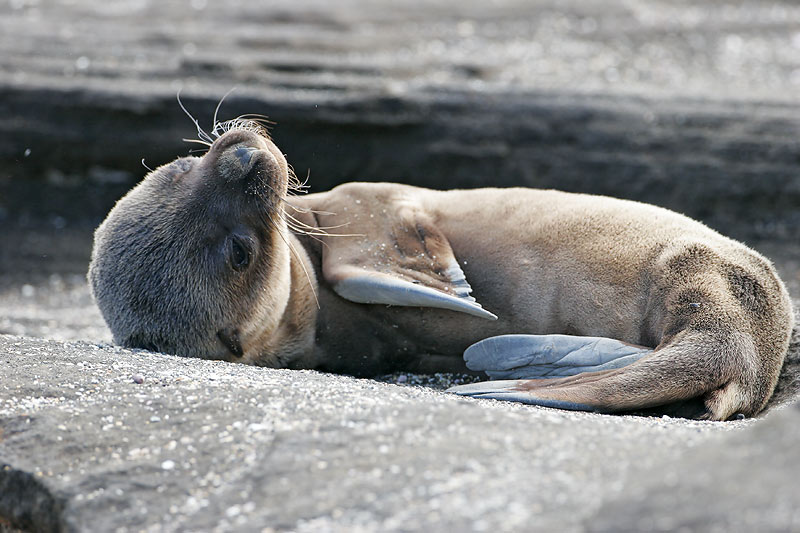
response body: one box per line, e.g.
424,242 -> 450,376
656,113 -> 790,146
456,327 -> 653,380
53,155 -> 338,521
1,334 -> 799,533
589,400 -> 800,532
0,247 -> 798,530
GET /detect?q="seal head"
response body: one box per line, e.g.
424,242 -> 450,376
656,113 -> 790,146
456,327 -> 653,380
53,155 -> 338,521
89,126 -> 305,363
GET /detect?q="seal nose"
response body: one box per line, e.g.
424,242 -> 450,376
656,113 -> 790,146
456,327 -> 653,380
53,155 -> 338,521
208,130 -> 283,189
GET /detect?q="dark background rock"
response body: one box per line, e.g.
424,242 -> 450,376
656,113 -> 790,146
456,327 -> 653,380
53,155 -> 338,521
2,0 -> 800,241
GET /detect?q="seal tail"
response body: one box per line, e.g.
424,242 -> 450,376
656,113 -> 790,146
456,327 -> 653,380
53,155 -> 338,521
450,328 -> 765,420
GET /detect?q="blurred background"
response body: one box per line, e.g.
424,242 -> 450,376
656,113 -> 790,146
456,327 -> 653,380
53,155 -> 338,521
1,0 -> 799,342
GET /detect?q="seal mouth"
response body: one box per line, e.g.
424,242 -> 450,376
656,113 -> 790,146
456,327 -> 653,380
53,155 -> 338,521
225,144 -> 277,183
192,119 -> 306,204
238,147 -> 287,203
217,327 -> 244,358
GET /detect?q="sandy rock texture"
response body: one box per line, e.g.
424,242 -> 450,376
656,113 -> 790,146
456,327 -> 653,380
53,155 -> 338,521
2,334 -> 799,532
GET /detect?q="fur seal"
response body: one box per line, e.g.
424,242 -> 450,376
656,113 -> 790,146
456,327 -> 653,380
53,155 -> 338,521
88,122 -> 795,420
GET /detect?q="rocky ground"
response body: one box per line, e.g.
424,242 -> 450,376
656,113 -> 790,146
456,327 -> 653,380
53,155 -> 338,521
2,334 -> 800,533
2,0 -> 800,531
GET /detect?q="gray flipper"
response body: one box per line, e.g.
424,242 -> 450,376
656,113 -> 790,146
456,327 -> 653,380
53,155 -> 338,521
448,334 -> 653,412
463,334 -> 652,379
333,269 -> 497,320
447,380 -> 601,412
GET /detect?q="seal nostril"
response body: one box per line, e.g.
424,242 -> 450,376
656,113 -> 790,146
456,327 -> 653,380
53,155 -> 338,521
234,146 -> 258,168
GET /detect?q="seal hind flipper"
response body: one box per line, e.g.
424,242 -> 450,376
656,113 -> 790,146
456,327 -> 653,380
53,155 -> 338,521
450,329 -> 768,420
447,380 -> 601,412
319,186 -> 497,319
464,334 -> 652,379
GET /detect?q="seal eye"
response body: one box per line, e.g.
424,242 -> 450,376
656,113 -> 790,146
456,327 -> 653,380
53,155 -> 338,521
230,237 -> 251,271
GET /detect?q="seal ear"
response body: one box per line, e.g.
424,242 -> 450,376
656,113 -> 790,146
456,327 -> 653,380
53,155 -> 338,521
317,191 -> 497,320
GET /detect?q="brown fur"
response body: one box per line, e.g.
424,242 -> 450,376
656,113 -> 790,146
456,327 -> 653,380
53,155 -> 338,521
89,128 -> 795,420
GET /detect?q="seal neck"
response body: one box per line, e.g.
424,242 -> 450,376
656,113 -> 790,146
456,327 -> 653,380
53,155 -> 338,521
256,231 -> 320,368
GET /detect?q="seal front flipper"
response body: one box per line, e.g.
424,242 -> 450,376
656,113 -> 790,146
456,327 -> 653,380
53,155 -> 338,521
463,334 -> 652,379
328,266 -> 497,319
318,186 -> 497,320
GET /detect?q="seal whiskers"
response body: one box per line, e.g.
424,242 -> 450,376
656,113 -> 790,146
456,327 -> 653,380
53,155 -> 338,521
176,90 -> 215,145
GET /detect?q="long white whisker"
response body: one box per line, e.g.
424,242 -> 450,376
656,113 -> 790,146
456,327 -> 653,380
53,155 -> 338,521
177,90 -> 214,144
237,113 -> 276,124
283,212 -> 324,232
182,138 -> 213,147
285,166 -> 310,195
286,223 -> 330,250
284,203 -> 337,216
268,214 -> 320,309
283,211 -> 355,232
211,87 -> 237,138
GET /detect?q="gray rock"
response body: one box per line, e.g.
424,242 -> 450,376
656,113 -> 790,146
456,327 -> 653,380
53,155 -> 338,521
0,334 -> 768,532
588,402 -> 800,532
